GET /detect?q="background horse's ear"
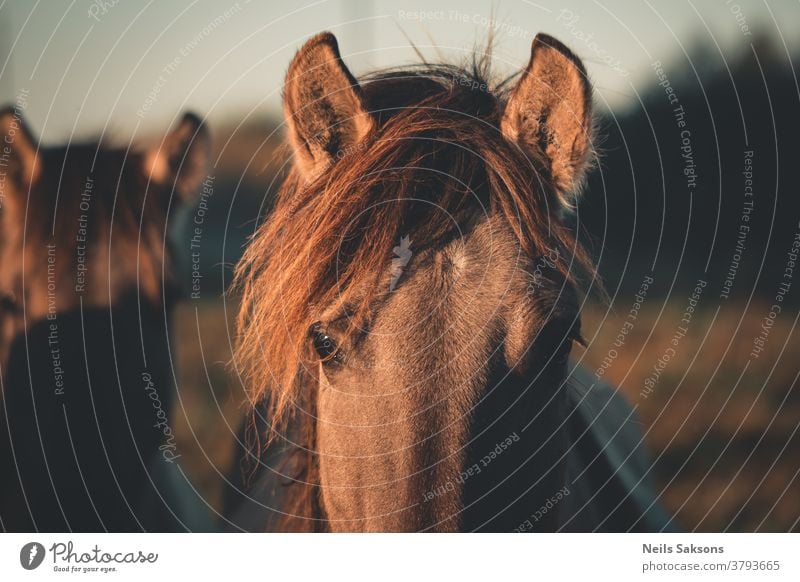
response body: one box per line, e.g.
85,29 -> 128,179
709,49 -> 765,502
501,33 -> 593,208
0,107 -> 41,192
283,32 -> 373,181
145,111 -> 210,203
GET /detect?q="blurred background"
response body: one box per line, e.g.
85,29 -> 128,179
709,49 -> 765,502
1,0 -> 799,531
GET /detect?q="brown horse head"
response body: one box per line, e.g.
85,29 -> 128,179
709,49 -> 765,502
235,32 -> 595,531
0,110 -> 209,366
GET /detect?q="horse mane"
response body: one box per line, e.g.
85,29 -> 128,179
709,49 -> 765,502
232,56 -> 594,529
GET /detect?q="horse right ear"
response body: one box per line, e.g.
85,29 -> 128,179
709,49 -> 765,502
283,32 -> 373,181
501,34 -> 593,209
0,107 -> 40,194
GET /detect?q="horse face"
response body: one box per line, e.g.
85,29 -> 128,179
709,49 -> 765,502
237,31 -> 593,531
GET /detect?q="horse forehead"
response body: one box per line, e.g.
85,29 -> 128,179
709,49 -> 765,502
430,220 -> 523,289
387,222 -> 525,327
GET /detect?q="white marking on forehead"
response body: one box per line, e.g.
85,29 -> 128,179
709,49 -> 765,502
389,235 -> 413,292
447,242 -> 469,274
435,238 -> 473,284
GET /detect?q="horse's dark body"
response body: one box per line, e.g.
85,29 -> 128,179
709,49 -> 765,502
0,293 -> 188,531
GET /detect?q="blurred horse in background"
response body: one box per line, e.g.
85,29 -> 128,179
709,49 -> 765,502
0,109 -> 212,531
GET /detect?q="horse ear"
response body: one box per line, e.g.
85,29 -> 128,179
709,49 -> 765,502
283,32 -> 373,181
145,112 -> 210,203
501,33 -> 593,207
0,107 -> 41,193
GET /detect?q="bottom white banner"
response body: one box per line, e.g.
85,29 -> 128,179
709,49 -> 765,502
0,533 -> 797,581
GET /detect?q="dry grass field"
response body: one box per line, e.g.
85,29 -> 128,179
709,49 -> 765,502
579,301 -> 800,531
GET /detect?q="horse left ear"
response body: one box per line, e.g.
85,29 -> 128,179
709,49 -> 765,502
501,33 -> 593,207
283,32 -> 373,181
145,112 -> 210,203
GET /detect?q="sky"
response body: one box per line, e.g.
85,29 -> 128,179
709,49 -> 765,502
0,0 -> 798,142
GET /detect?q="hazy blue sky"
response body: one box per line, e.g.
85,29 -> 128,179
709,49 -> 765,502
1,0 -> 798,142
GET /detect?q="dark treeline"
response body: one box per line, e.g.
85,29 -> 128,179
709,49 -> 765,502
579,34 -> 800,302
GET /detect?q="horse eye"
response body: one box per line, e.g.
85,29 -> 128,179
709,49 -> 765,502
310,323 -> 343,363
